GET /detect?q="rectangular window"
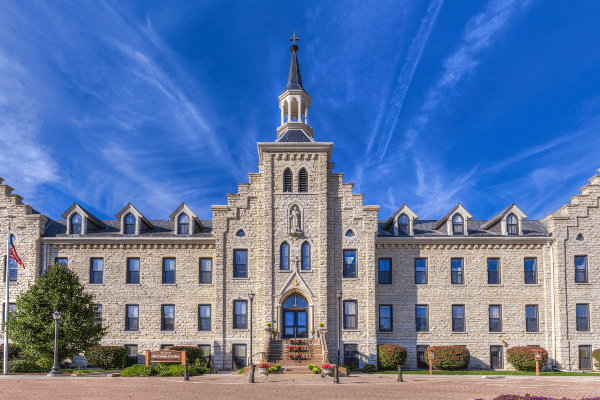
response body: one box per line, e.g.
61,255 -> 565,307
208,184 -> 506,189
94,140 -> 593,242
200,258 -> 212,284
417,345 -> 429,368
415,305 -> 428,332
524,258 -> 537,284
344,344 -> 359,367
2,303 -> 16,323
163,258 -> 175,284
199,345 -> 211,360
579,345 -> 592,370
451,259 -> 463,284
8,256 -> 17,281
378,259 -> 391,284
343,300 -> 358,329
233,300 -> 247,329
379,305 -> 392,332
526,305 -> 538,332
126,305 -> 139,331
93,304 -> 102,326
199,305 -> 211,331
162,305 -> 175,331
234,250 -> 247,278
55,258 -> 68,268
343,250 -> 357,278
125,345 -> 138,366
576,304 -> 589,331
127,258 -> 140,284
91,258 -> 103,284
489,305 -> 502,332
161,344 -> 174,350
488,258 -> 500,284
233,344 -> 247,370
575,256 -> 588,283
452,305 -> 465,332
415,258 -> 427,284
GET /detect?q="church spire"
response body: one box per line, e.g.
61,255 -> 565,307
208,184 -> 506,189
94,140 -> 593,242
277,33 -> 313,142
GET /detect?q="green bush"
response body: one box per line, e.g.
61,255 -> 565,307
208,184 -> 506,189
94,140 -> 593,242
268,366 -> 277,373
37,358 -> 54,370
364,363 -> 378,372
121,364 -> 156,376
592,349 -> 600,369
9,359 -> 46,373
0,344 -> 22,360
312,367 -> 320,373
166,346 -> 206,366
85,346 -> 128,370
507,346 -> 548,371
342,364 -> 358,372
425,346 -> 470,370
378,345 -> 407,370
307,363 -> 315,370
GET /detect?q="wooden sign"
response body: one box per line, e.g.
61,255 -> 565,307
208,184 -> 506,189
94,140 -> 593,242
428,350 -> 434,360
428,350 -> 434,375
535,351 -> 541,361
145,349 -> 187,366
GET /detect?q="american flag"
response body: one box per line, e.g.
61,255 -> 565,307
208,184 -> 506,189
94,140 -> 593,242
9,234 -> 24,269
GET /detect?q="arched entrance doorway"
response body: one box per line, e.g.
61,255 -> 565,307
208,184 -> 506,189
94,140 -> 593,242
282,294 -> 308,338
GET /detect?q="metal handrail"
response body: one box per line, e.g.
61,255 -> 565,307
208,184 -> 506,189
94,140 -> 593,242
251,352 -> 266,363
318,330 -> 329,363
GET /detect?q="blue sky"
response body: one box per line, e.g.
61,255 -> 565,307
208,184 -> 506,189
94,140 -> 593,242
1,0 -> 599,222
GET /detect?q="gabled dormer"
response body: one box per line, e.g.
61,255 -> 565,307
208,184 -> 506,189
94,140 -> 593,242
169,203 -> 204,235
115,203 -> 154,235
382,204 -> 418,236
481,203 -> 527,236
61,203 -> 106,235
433,203 -> 473,236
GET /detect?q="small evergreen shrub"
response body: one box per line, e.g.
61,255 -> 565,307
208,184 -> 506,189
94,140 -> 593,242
36,358 -> 54,370
342,364 -> 358,372
378,344 -> 407,370
9,359 -> 46,373
506,346 -> 548,371
592,348 -> 600,369
364,363 -> 378,372
121,364 -> 155,376
0,344 -> 22,360
425,346 -> 470,370
85,346 -> 128,370
166,346 -> 205,366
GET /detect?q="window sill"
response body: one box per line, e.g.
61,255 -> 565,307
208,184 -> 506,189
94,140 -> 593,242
278,270 -> 292,273
524,283 -> 541,286
300,269 -> 313,273
379,331 -> 394,334
232,328 -> 249,332
342,277 -> 359,280
489,331 -> 504,334
88,283 -> 105,286
487,284 -> 504,287
342,329 -> 360,332
161,284 -> 178,286
198,330 -> 213,332
378,282 -> 392,285
451,332 -> 468,334
198,283 -> 214,286
160,330 -> 176,333
232,277 -> 249,280
126,283 -> 141,286
575,282 -> 592,285
416,331 -> 429,334
525,331 -> 543,334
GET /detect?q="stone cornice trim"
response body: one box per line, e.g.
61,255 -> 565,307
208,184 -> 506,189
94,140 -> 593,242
42,236 -> 215,245
257,142 -> 333,163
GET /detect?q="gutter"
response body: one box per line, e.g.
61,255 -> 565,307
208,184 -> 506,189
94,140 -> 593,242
550,242 -> 556,368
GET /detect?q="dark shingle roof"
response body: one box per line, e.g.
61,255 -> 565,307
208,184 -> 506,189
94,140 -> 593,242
284,48 -> 306,93
44,219 -> 213,238
276,130 -> 313,142
377,219 -> 548,237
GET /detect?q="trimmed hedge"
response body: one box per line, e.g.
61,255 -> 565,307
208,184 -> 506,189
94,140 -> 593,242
120,363 -> 209,377
425,346 -> 470,370
592,348 -> 600,369
121,364 -> 156,377
85,346 -> 128,370
378,344 -> 407,370
9,359 -> 46,373
166,346 -> 205,366
0,344 -> 22,360
506,346 -> 548,371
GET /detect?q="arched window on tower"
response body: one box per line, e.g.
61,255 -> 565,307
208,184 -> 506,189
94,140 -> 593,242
506,214 -> 517,236
345,229 -> 354,237
284,168 -> 292,192
301,242 -> 311,270
178,213 -> 189,234
281,242 -> 290,270
125,213 -> 136,234
452,214 -> 464,236
71,213 -> 82,234
398,214 -> 409,236
298,168 -> 308,192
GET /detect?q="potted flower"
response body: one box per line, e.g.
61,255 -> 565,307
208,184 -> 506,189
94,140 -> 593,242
318,322 -> 325,328
295,353 -> 302,360
287,345 -> 295,351
321,364 -> 333,376
265,322 -> 272,331
295,346 -> 302,351
259,363 -> 270,376
289,339 -> 295,345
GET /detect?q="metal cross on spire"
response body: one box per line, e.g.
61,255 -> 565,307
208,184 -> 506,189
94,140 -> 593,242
290,31 -> 300,46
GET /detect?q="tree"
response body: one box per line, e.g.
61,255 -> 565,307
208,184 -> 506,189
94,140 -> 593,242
6,263 -> 106,362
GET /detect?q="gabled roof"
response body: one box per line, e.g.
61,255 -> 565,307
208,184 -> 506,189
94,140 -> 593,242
169,203 -> 204,230
382,204 -> 419,230
481,203 -> 528,230
432,203 -> 473,230
115,203 -> 154,230
284,45 -> 305,93
60,203 -> 106,229
276,129 -> 314,143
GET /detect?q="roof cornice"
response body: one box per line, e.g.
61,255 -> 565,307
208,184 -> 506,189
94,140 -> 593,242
257,142 -> 333,163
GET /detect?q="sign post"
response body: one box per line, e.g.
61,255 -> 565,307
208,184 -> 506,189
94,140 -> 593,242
535,351 -> 541,376
145,349 -> 187,366
428,350 -> 434,375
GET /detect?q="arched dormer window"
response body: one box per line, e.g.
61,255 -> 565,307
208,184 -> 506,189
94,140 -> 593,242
283,168 -> 292,192
236,230 -> 245,237
301,242 -> 311,270
576,234 -> 584,241
345,229 -> 354,237
452,214 -> 464,235
125,213 -> 136,234
178,213 -> 189,234
298,168 -> 308,192
398,214 -> 409,236
281,242 -> 290,270
71,213 -> 82,234
506,214 -> 517,236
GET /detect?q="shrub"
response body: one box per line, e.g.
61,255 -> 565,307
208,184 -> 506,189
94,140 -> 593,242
592,349 -> 600,369
121,364 -> 155,377
37,358 -> 54,370
85,346 -> 128,370
312,367 -> 320,373
239,366 -> 246,373
342,364 -> 358,372
307,363 -> 315,370
268,366 -> 277,373
275,364 -> 282,370
506,346 -> 548,371
378,344 -> 407,370
425,346 -> 470,370
9,359 -> 46,373
364,363 -> 378,372
0,344 -> 22,360
166,346 -> 204,366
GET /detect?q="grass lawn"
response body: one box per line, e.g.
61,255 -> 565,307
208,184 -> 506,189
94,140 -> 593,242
372,370 -> 600,376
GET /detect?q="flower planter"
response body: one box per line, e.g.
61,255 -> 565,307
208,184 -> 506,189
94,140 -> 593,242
259,368 -> 270,376
321,368 -> 333,377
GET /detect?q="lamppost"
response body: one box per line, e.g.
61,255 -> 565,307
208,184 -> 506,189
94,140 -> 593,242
335,291 -> 342,384
248,292 -> 255,367
48,311 -> 62,376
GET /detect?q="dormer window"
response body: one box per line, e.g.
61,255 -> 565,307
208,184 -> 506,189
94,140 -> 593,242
398,214 -> 409,236
71,213 -> 82,234
125,213 -> 136,234
284,168 -> 292,192
298,168 -> 308,192
452,214 -> 464,235
506,214 -> 517,236
178,213 -> 189,234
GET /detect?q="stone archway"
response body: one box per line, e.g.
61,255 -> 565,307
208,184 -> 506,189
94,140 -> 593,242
281,293 -> 309,338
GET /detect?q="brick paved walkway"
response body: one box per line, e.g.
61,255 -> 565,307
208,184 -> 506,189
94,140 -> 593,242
1,373 -> 600,399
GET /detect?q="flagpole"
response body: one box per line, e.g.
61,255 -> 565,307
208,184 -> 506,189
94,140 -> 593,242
4,222 -> 10,375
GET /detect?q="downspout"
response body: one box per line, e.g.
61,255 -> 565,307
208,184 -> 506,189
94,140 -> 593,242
41,242 -> 46,276
550,242 -> 556,368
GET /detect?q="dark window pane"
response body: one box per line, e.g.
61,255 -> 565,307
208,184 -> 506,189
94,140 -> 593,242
576,304 -> 589,331
489,306 -> 501,332
507,214 -> 518,235
234,250 -> 247,278
488,259 -> 499,284
343,250 -> 357,278
281,243 -> 289,270
415,259 -> 427,284
575,256 -> 587,283
378,259 -> 391,284
301,242 -> 311,270
526,306 -> 538,332
178,213 -> 189,234
580,346 -> 592,370
163,259 -> 175,284
128,258 -> 140,284
298,168 -> 308,192
283,169 -> 292,192
344,301 -> 357,329
452,214 -> 464,235
451,259 -> 463,284
125,213 -> 136,234
200,259 -> 212,284
416,306 -> 428,332
398,214 -> 409,236
344,344 -> 358,367
71,213 -> 82,234
379,305 -> 392,331
452,305 -> 465,332
199,305 -> 211,331
524,258 -> 537,284
234,301 -> 247,329
91,258 -> 103,284
162,305 -> 174,331
127,305 -> 139,331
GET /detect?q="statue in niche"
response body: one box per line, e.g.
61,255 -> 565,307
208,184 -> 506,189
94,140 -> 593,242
290,205 -> 302,235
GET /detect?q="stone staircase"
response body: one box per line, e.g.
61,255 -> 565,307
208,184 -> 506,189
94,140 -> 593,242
267,339 -> 324,375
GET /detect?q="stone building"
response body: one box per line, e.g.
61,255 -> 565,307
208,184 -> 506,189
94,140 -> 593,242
1,41 -> 599,372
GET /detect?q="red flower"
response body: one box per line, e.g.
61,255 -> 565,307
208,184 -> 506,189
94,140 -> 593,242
295,346 -> 302,351
321,364 -> 333,369
288,346 -> 295,351
259,363 -> 270,369
295,354 -> 302,359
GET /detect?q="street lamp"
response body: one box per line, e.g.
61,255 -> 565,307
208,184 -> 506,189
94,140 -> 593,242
336,291 -> 342,366
248,292 -> 255,367
48,311 -> 62,376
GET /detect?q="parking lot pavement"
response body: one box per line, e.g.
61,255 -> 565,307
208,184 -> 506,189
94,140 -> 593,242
1,373 -> 600,399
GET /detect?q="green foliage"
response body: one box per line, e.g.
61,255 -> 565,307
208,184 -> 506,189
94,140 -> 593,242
121,364 -> 155,377
425,346 -> 470,370
592,348 -> 600,369
312,367 -> 320,373
378,344 -> 407,370
238,366 -> 246,373
0,344 -> 23,360
364,363 -> 378,372
37,358 -> 54,370
274,364 -> 281,370
85,346 -> 127,370
268,366 -> 277,373
307,363 -> 315,370
342,364 -> 358,372
8,359 -> 46,373
166,346 -> 204,366
506,346 -> 548,371
121,363 -> 207,377
6,263 -> 106,362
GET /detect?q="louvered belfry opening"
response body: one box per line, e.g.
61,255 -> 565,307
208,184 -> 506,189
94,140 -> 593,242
298,168 -> 308,192
284,168 -> 292,192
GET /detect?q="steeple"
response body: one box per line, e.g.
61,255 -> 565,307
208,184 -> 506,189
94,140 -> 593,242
277,33 -> 313,142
